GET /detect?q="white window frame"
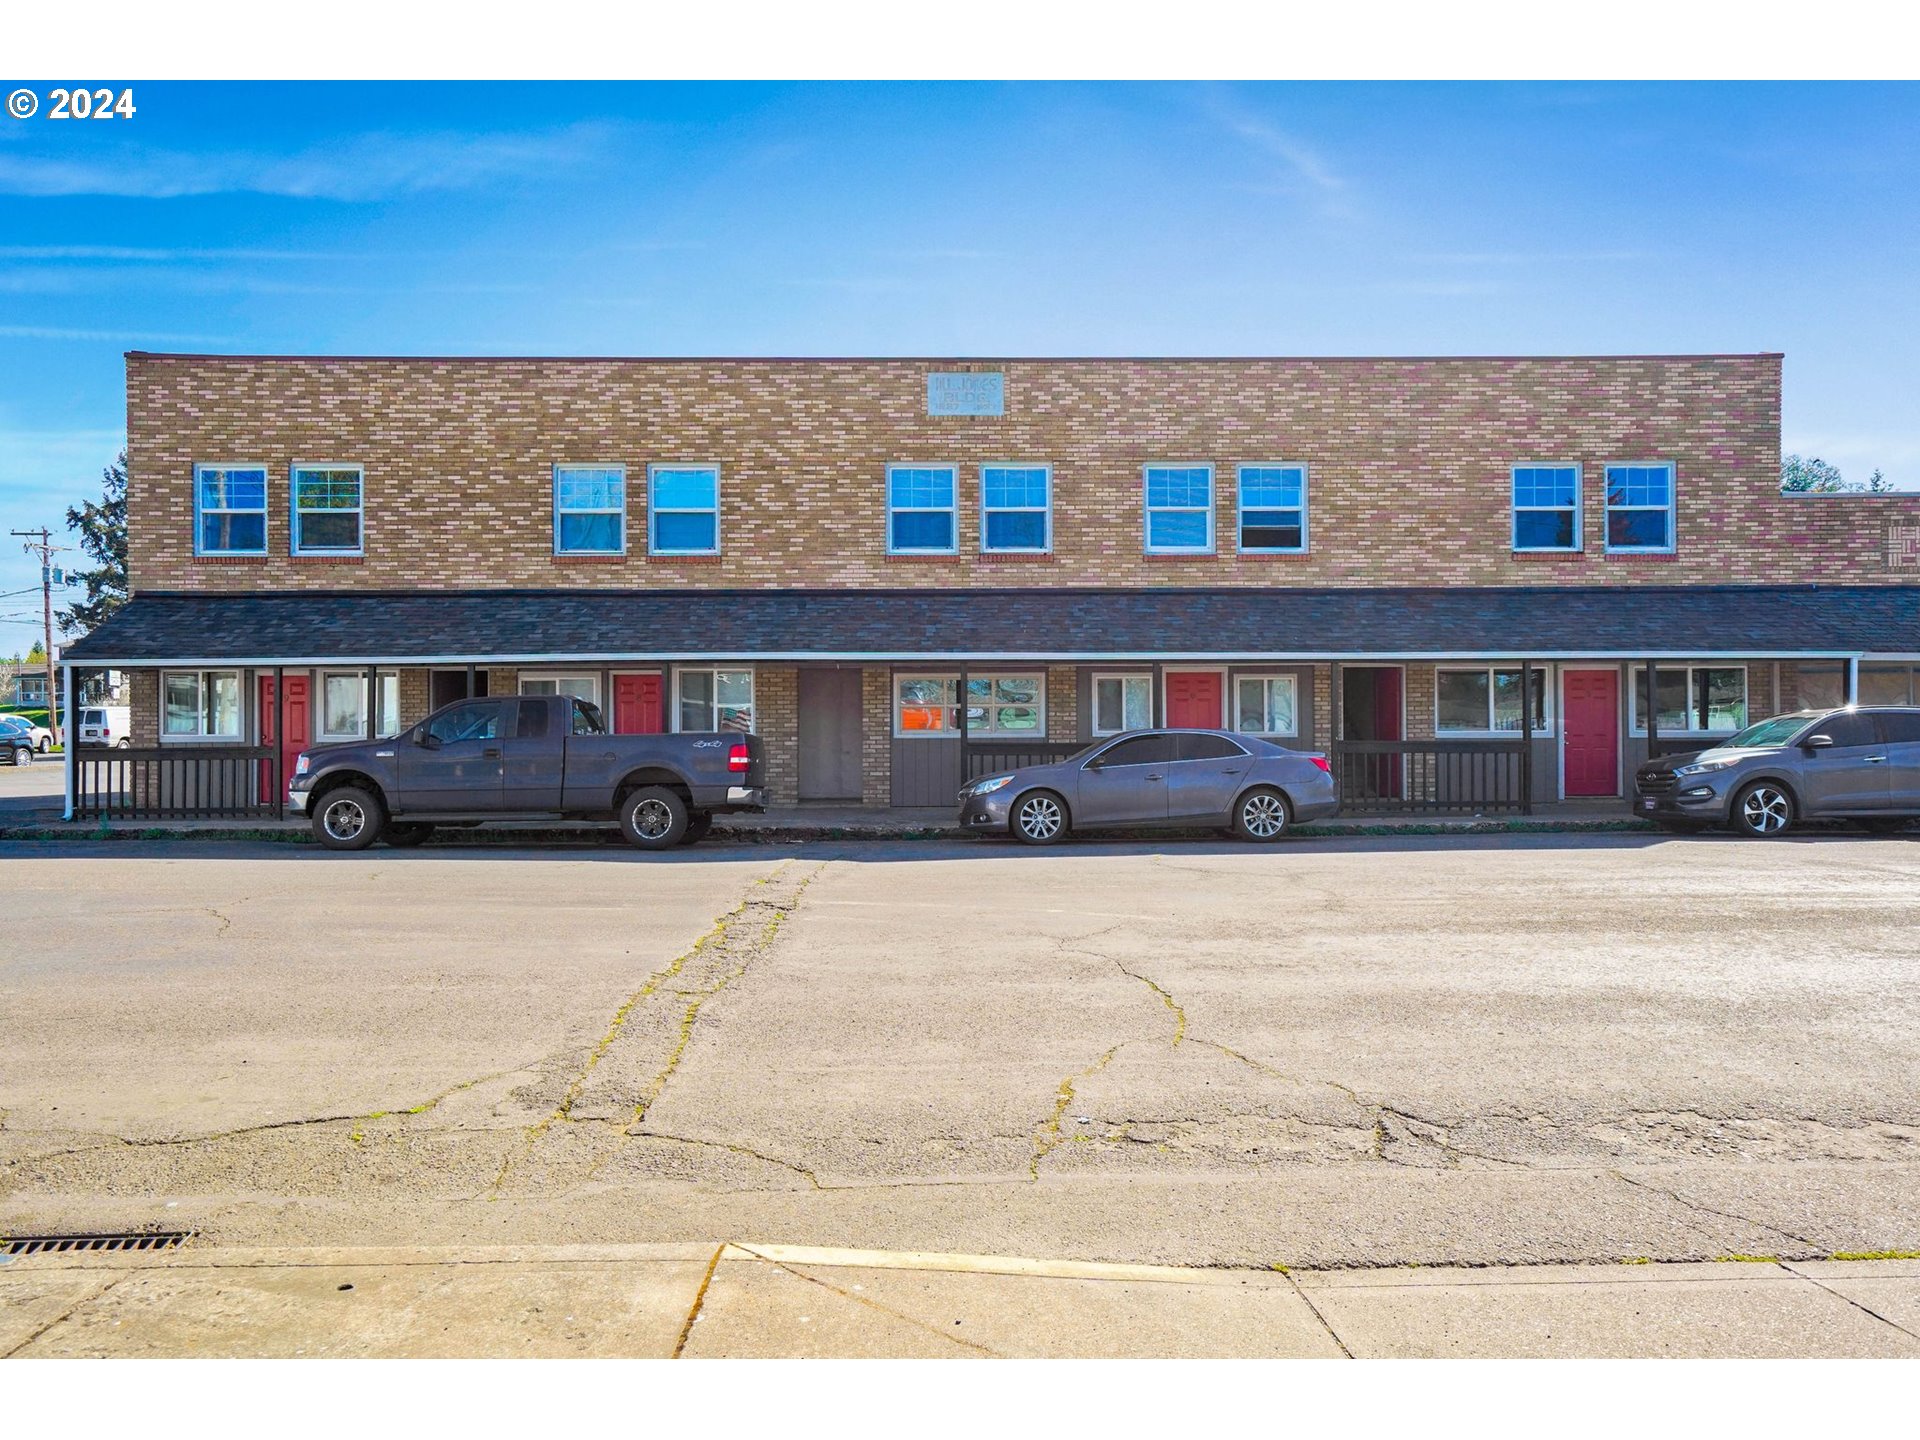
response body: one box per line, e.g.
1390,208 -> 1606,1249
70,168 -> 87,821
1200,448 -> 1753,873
892,673 -> 959,738
1231,673 -> 1301,737
289,462 -> 365,557
518,672 -> 603,708
886,463 -> 959,556
1434,665 -> 1555,736
316,669 -> 401,741
552,463 -> 627,557
1604,460 -> 1677,555
160,668 -> 244,741
1236,463 -> 1309,555
979,463 -> 1052,554
672,666 -> 754,733
1510,462 -> 1582,554
1630,664 -> 1749,736
649,464 -> 721,556
1143,463 -> 1216,555
1090,673 -> 1153,736
193,463 -> 269,557
963,671 -> 1046,738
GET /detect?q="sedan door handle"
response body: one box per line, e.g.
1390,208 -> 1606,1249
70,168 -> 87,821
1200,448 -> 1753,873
481,747 -> 502,759
1144,773 -> 1164,781
1865,755 -> 1889,763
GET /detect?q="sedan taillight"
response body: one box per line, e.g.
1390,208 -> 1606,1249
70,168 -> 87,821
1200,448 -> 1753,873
1309,754 -> 1333,775
727,742 -> 751,772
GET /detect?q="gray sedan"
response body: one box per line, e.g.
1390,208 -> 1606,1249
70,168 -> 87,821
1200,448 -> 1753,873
958,728 -> 1340,844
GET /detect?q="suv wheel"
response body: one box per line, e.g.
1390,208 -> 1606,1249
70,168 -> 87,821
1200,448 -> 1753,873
8,744 -> 29,767
36,737 -> 50,753
1235,787 -> 1291,842
1731,781 -> 1795,838
1011,790 -> 1068,845
314,785 -> 384,851
621,785 -> 689,850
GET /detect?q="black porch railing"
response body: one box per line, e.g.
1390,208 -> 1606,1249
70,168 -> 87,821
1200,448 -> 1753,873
964,739 -> 1083,780
72,746 -> 282,821
1647,736 -> 1708,759
1331,738 -> 1531,815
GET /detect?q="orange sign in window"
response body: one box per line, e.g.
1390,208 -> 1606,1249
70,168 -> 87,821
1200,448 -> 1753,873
899,705 -> 948,732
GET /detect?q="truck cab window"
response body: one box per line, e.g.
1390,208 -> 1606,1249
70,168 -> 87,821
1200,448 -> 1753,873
427,702 -> 500,745
573,700 -> 607,735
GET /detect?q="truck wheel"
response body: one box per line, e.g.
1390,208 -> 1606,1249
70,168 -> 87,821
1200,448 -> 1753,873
385,823 -> 435,848
314,785 -> 384,851
621,786 -> 688,850
679,812 -> 714,845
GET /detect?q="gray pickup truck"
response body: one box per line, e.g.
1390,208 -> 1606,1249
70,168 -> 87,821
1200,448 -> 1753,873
289,694 -> 767,851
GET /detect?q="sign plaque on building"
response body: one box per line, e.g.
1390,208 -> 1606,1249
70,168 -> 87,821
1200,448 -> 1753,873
926,371 -> 1005,417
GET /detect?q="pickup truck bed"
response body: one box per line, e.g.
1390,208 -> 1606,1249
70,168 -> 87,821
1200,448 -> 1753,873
289,694 -> 767,851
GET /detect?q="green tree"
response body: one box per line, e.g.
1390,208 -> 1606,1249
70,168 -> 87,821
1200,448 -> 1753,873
60,449 -> 128,634
1781,453 -> 1851,492
27,639 -> 46,662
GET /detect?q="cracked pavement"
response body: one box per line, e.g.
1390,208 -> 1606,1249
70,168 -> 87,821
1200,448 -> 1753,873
2,831 -> 1918,1270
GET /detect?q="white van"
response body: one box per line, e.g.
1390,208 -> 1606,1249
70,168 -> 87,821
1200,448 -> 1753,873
78,705 -> 132,748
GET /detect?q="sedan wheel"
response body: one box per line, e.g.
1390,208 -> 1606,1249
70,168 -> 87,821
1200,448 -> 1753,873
1732,781 -> 1794,838
1011,791 -> 1067,845
1234,787 -> 1291,842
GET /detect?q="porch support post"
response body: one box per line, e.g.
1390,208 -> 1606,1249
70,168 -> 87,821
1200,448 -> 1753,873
465,663 -> 477,699
1519,660 -> 1534,815
1151,662 -> 1164,727
1847,655 -> 1860,706
957,661 -> 970,787
275,665 -> 286,821
1330,660 -> 1341,743
365,664 -> 377,740
60,661 -> 75,821
1644,658 -> 1659,756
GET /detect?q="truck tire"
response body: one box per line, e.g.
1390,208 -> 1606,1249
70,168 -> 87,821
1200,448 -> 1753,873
679,811 -> 714,845
620,786 -> 689,850
313,784 -> 385,851
385,823 -> 435,847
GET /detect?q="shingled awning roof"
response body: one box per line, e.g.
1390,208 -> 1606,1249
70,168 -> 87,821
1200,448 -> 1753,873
59,585 -> 1920,666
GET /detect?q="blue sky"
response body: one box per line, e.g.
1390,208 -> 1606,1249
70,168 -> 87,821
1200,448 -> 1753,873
2,80 -> 1917,640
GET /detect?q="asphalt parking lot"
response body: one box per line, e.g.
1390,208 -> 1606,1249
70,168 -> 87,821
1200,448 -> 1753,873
3,830 -> 1917,1270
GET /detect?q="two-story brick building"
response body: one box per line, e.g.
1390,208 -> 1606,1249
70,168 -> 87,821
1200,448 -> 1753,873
59,351 -> 1920,820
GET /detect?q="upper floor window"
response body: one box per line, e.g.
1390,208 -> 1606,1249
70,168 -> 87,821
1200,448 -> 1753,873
194,465 -> 267,556
553,465 -> 625,555
676,667 -> 753,732
1436,666 -> 1551,734
1144,465 -> 1214,553
1237,465 -> 1307,553
888,465 -> 957,554
980,465 -> 1051,553
1605,463 -> 1675,553
291,464 -> 364,556
1511,464 -> 1580,552
650,466 -> 720,555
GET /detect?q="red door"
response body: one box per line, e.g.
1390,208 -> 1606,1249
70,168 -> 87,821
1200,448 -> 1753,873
612,673 -> 664,734
258,673 -> 312,801
1165,672 -> 1224,728
1562,669 -> 1620,797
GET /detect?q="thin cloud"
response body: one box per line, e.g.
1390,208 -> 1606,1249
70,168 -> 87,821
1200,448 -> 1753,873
1414,250 -> 1650,265
0,324 -> 235,343
0,122 -> 617,201
1199,88 -> 1355,220
0,245 -> 348,262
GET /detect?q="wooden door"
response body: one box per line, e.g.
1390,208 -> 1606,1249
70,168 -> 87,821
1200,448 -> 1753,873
798,669 -> 862,801
1164,672 -> 1224,728
612,673 -> 664,734
258,673 -> 311,801
1562,669 -> 1620,797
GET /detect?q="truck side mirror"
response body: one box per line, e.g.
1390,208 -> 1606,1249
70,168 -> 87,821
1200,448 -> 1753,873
416,730 -> 440,750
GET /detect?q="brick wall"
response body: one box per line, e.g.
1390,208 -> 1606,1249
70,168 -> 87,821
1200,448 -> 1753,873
1046,666 -> 1077,742
860,666 -> 890,807
757,665 -> 799,806
125,353 -> 1920,596
398,667 -> 431,727
130,669 -> 158,746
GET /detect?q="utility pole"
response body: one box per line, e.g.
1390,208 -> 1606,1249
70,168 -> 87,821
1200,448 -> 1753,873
12,528 -> 66,749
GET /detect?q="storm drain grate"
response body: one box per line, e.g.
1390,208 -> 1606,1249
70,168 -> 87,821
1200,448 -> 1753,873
2,1231 -> 192,1256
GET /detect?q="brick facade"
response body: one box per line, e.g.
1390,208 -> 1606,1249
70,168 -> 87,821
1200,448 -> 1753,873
859,666 -> 891,807
757,665 -> 800,806
127,353 -> 1920,596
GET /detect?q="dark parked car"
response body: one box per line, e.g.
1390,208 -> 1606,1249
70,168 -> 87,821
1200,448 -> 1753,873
959,728 -> 1338,844
290,694 -> 767,851
1634,705 -> 1920,837
0,714 -> 37,766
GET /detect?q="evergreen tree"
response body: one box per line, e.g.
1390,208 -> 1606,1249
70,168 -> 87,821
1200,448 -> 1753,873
60,449 -> 128,634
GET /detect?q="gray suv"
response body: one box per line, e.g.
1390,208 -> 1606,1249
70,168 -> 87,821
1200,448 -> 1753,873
1634,706 -> 1920,837
959,728 -> 1339,844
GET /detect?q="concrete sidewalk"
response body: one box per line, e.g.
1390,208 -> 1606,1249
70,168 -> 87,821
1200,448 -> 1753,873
5,1243 -> 1917,1358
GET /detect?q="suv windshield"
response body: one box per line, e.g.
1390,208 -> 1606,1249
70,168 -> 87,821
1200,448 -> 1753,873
1723,714 -> 1813,749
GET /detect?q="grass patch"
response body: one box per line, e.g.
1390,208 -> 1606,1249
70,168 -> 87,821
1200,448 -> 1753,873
1827,1249 -> 1920,1262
